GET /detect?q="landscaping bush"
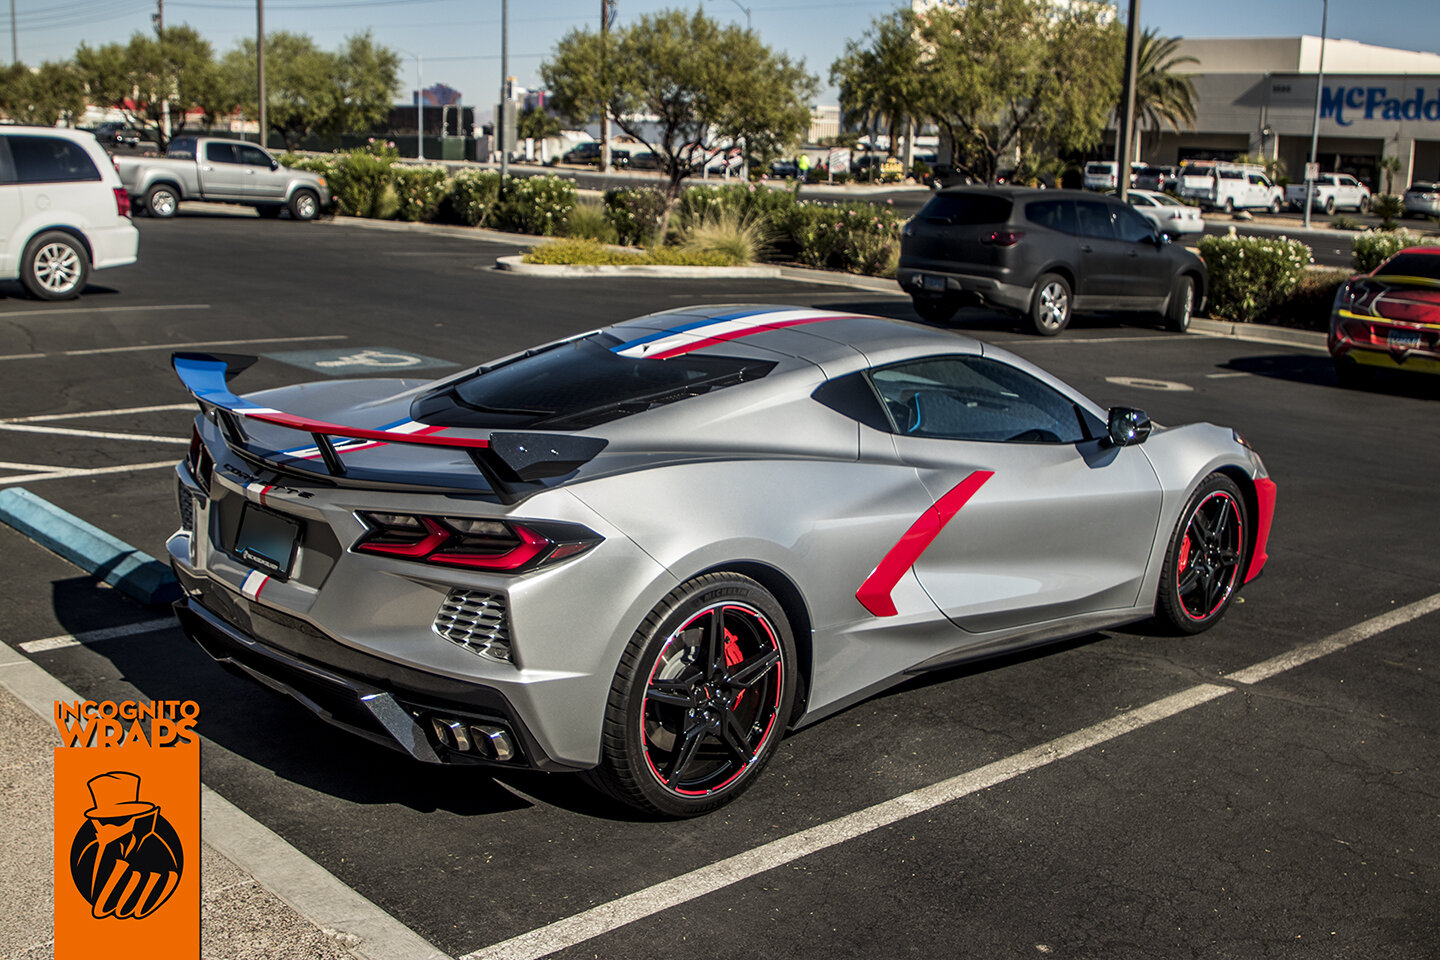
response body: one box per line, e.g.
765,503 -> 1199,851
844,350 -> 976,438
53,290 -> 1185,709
279,153 -> 338,180
493,175 -> 576,235
562,200 -> 619,243
443,169 -> 502,226
1353,229 -> 1422,272
676,210 -> 768,265
326,142 -> 399,219
782,201 -> 903,276
1195,233 -> 1312,322
390,166 -> 449,223
1256,267 -> 1350,331
1371,194 -> 1405,230
523,237 -> 733,267
603,187 -> 670,245
1329,215 -> 1362,231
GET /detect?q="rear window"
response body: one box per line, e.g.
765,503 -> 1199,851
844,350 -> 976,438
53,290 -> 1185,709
409,333 -> 776,430
1375,253 -> 1440,281
919,193 -> 1013,225
5,136 -> 100,184
1183,166 -> 1215,178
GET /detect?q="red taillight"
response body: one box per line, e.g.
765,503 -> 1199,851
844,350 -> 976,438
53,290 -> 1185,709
353,512 -> 600,573
114,187 -> 131,218
982,230 -> 1025,246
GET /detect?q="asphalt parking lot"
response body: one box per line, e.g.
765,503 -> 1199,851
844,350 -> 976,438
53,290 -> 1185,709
2,212 -> 1437,959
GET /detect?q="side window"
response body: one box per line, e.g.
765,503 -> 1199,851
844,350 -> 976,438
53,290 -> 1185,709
868,356 -> 1087,444
1219,169 -> 1242,180
205,143 -> 238,164
237,145 -> 271,167
1112,204 -> 1155,243
1025,198 -> 1077,234
1339,175 -> 1358,187
1075,201 -> 1116,240
6,137 -> 101,184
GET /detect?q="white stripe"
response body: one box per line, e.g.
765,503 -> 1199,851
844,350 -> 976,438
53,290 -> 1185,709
463,684 -> 1233,960
1,402 -> 196,423
241,570 -> 269,601
19,618 -> 174,654
615,310 -> 836,358
1226,591 -> 1440,685
0,460 -> 175,486
0,423 -> 188,444
60,334 -> 347,357
459,594 -> 1440,960
0,303 -> 210,321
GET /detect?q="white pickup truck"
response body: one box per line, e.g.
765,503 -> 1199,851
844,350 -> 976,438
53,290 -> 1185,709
115,136 -> 332,220
1284,173 -> 1371,214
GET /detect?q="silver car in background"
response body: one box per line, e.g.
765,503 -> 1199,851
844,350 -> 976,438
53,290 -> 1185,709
1124,189 -> 1205,238
1404,181 -> 1440,218
116,136 -> 331,220
167,306 -> 1277,817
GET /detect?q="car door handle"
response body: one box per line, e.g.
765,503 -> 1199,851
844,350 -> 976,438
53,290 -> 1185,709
244,169 -> 256,175
1080,244 -> 1093,253
201,165 -> 213,171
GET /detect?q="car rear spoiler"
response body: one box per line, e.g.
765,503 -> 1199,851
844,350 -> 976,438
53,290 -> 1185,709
171,353 -> 606,503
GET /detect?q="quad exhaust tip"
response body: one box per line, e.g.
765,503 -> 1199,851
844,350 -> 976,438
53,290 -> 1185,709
430,716 -> 516,762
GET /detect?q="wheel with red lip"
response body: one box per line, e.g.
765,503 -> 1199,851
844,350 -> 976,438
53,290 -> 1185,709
591,573 -> 796,817
1157,474 -> 1249,634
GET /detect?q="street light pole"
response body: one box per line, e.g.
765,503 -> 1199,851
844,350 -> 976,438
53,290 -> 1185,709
1303,0 -> 1329,230
1116,0 -> 1140,203
499,0 -> 509,185
417,54 -> 424,160
256,0 -> 266,149
728,0 -> 751,30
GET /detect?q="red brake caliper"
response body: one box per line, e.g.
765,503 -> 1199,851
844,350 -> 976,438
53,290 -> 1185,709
1178,532 -> 1192,573
723,628 -> 745,709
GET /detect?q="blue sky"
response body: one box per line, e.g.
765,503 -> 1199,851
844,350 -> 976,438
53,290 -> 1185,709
11,0 -> 1438,111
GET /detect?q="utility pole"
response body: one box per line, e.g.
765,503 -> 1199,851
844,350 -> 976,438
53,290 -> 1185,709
499,0 -> 509,188
1116,0 -> 1140,203
257,0 -> 267,149
600,0 -> 615,173
155,0 -> 172,141
417,54 -> 424,160
10,0 -> 16,64
1303,0 -> 1329,229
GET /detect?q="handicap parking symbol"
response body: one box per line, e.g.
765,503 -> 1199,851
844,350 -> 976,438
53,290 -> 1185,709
265,346 -> 458,375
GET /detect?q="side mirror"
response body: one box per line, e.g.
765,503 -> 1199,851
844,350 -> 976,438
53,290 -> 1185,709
1107,407 -> 1152,446
1155,229 -> 1171,245
271,159 -> 280,170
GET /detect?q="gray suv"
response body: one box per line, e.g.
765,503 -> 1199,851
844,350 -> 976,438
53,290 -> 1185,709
898,187 -> 1207,335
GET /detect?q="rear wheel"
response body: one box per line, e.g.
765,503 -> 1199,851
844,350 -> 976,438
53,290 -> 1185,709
1324,196 -> 1336,215
1156,474 -> 1248,634
21,231 -> 89,300
1028,273 -> 1071,336
1165,276 -> 1194,333
1267,197 -> 1281,215
590,573 -> 796,818
911,296 -> 958,324
145,184 -> 178,218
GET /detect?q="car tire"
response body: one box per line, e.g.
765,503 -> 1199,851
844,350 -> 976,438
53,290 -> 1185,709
912,296 -> 958,324
145,184 -> 179,218
1358,196 -> 1370,215
589,572 -> 796,818
255,205 -> 283,219
1165,276 -> 1194,333
1156,473 -> 1249,635
289,189 -> 320,222
20,231 -> 89,301
1223,197 -> 1234,214
1028,273 -> 1071,336
1268,197 -> 1281,215
1324,196 -> 1336,215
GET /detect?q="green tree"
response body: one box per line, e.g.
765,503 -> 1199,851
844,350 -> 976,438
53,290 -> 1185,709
332,32 -> 401,135
517,105 -> 562,142
916,0 -> 1122,182
1131,29 -> 1198,153
830,10 -> 926,163
75,26 -> 228,149
542,9 -> 817,198
0,61 -> 86,126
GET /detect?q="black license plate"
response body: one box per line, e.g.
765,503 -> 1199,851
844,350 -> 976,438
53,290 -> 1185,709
234,504 -> 300,580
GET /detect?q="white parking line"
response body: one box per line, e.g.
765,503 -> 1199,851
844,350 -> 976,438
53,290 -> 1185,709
1206,372 -> 1250,379
0,423 -> 187,444
2,402 -> 195,423
19,618 -> 174,653
461,590 -> 1440,960
0,460 -> 175,486
0,334 -> 347,362
0,303 -> 210,321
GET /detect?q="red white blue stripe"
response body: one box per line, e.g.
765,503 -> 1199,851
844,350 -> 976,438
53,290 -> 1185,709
240,569 -> 269,601
611,309 -> 850,360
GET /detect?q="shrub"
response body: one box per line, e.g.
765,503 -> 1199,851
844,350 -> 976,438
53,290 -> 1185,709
1256,267 -> 1349,331
443,169 -> 502,226
1329,215 -> 1362,231
1371,194 -> 1405,230
1352,229 -> 1423,272
676,210 -> 768,265
522,237 -> 733,267
561,200 -> 619,243
326,142 -> 399,219
603,187 -> 670,245
1195,233 -> 1312,322
493,175 -> 576,235
782,200 -> 903,276
390,165 -> 449,223
279,153 -> 338,180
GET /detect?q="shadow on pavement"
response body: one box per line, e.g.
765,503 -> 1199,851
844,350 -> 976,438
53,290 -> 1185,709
1220,353 -> 1440,400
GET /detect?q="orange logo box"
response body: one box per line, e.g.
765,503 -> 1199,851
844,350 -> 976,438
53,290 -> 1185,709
53,701 -> 200,960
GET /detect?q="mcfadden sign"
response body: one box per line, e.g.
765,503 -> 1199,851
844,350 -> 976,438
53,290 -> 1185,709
1321,86 -> 1440,126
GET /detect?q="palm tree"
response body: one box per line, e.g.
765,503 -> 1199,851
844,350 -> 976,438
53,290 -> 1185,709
830,11 -> 926,173
1125,29 -> 1198,156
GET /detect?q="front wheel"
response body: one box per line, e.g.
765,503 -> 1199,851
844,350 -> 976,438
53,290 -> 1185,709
1268,197 -> 1281,215
21,231 -> 89,300
1156,474 -> 1249,634
289,189 -> 319,221
1028,273 -> 1071,336
1165,276 -> 1194,333
1358,196 -> 1371,214
590,573 -> 796,818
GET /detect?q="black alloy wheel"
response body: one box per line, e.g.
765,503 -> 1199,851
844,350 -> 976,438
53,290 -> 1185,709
1157,473 -> 1248,634
591,573 -> 796,817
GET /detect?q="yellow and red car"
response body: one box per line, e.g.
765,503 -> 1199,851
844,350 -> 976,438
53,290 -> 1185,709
1330,246 -> 1440,385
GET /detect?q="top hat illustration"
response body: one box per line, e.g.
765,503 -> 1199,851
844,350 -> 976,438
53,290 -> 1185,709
84,772 -> 158,820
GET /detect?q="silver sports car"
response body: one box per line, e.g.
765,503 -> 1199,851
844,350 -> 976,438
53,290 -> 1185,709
167,305 -> 1276,817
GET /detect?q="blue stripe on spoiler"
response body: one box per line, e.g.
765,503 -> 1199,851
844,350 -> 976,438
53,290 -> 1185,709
172,354 -> 277,414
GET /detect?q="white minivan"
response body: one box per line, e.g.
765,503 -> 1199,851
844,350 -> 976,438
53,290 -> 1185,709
0,127 -> 139,299
1083,161 -> 1146,191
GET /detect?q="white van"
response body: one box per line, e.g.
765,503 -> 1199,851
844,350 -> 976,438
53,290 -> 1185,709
1177,161 -> 1283,213
0,127 -> 139,299
1083,161 -> 1145,191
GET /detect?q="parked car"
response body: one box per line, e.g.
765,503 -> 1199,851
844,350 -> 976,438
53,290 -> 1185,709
91,122 -> 143,150
0,126 -> 138,300
1403,181 -> 1440,218
1082,161 -> 1145,191
628,151 -> 663,171
1329,246 -> 1440,385
1285,172 -> 1371,214
897,187 -> 1208,335
115,137 -> 332,220
1134,165 -> 1180,192
560,141 -> 601,164
1122,189 -> 1205,238
1177,161 -> 1283,213
168,305 -> 1275,816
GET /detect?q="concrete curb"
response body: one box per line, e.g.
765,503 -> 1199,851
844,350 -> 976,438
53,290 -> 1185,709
1188,317 -> 1328,350
0,487 -> 179,605
495,255 -> 782,279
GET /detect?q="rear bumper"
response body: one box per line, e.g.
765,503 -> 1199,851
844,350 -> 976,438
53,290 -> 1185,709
896,265 -> 1032,312
89,220 -> 139,270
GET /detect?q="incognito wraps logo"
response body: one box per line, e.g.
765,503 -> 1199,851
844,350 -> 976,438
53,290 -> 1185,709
53,699 -> 200,960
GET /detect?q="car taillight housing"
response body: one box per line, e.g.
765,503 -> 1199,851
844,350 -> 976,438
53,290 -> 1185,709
354,512 -> 601,573
982,230 -> 1025,246
186,425 -> 213,494
114,187 -> 131,218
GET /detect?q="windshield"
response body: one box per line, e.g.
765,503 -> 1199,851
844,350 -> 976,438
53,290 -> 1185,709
410,333 -> 776,430
1149,193 -> 1184,206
